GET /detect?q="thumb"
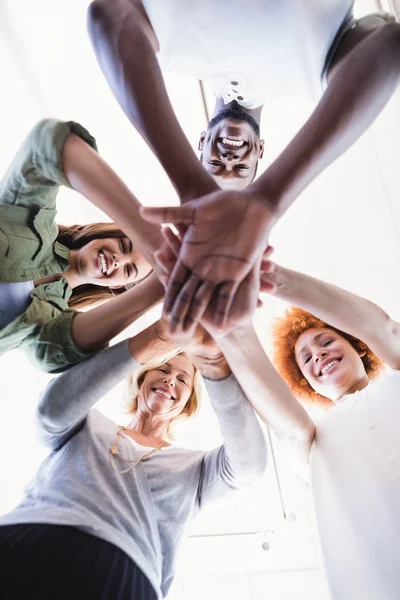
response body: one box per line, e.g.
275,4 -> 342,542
262,244 -> 274,259
259,275 -> 277,294
140,205 -> 196,225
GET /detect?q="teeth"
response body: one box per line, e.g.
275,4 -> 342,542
99,250 -> 107,275
221,138 -> 245,147
155,389 -> 172,400
321,360 -> 339,375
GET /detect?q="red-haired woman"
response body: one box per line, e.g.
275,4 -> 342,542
216,260 -> 400,600
0,119 -> 162,372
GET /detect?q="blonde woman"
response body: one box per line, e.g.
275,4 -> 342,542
0,118 -> 161,372
0,320 -> 267,599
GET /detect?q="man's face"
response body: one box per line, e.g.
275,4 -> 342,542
199,109 -> 264,190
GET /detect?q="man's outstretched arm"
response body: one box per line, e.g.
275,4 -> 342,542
249,19 -> 400,217
87,0 -> 217,202
140,20 -> 400,331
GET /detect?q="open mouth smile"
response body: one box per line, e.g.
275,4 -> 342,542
217,136 -> 248,152
98,250 -> 108,276
220,137 -> 246,148
152,387 -> 175,401
319,358 -> 342,377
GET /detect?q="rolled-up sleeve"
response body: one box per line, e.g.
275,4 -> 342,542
0,119 -> 97,210
23,309 -> 108,374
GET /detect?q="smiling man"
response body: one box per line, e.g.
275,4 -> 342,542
88,1 -> 400,335
88,0 -> 355,193
198,101 -> 264,189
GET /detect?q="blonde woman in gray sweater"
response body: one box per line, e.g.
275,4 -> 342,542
0,318 -> 267,600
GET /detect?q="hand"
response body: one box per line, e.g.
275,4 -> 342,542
259,256 -> 284,295
155,229 -> 274,341
152,299 -> 230,380
169,318 -> 231,381
140,189 -> 276,330
150,304 -> 221,358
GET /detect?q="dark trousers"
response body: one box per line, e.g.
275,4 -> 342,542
0,524 -> 158,600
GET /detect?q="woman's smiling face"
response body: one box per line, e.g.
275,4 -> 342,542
72,235 -> 152,288
294,327 -> 369,402
138,355 -> 195,418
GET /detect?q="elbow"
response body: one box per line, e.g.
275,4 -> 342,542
35,387 -> 60,439
242,440 -> 269,485
384,316 -> 400,370
87,0 -> 117,40
377,22 -> 400,57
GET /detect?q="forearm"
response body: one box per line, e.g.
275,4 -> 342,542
62,133 -> 160,264
218,325 -> 315,443
128,320 -> 178,363
87,0 -> 217,202
250,23 -> 400,216
188,352 -> 231,381
201,374 -> 268,496
71,273 -> 163,350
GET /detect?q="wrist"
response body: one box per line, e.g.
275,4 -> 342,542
272,266 -> 298,301
129,322 -> 177,363
241,189 -> 279,234
245,179 -> 281,221
188,351 -> 231,381
222,323 -> 253,346
179,172 -> 219,204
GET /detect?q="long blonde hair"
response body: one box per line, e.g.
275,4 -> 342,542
124,350 -> 202,439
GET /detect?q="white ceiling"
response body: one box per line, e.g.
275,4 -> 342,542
0,1 -> 397,598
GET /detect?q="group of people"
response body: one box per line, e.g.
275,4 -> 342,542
1,1 -> 400,598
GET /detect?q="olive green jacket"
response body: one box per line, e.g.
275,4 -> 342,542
0,118 -> 103,372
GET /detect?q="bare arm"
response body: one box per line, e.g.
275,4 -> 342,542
218,325 -> 315,472
263,264 -> 400,369
87,0 -> 217,202
71,272 -> 163,351
249,21 -> 400,217
62,133 -> 160,264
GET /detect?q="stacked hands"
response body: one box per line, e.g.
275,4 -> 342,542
140,189 -> 278,342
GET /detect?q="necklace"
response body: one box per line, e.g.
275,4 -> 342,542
110,425 -> 166,474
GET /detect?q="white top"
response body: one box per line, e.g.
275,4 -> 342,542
311,369 -> 400,600
142,0 -> 354,106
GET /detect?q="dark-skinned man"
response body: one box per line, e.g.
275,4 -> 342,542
88,1 -> 399,336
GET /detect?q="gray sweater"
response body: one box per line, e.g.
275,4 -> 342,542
0,341 -> 267,598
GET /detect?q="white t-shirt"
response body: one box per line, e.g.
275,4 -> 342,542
311,369 -> 400,600
142,0 -> 354,107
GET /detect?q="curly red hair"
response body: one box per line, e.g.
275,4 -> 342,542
271,307 -> 384,408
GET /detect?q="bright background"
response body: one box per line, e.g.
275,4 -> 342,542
0,1 -> 399,598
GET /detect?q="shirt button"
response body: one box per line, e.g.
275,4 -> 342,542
45,285 -> 51,292
230,80 -> 239,86
237,95 -> 244,101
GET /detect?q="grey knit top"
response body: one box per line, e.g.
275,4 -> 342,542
0,341 -> 267,598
